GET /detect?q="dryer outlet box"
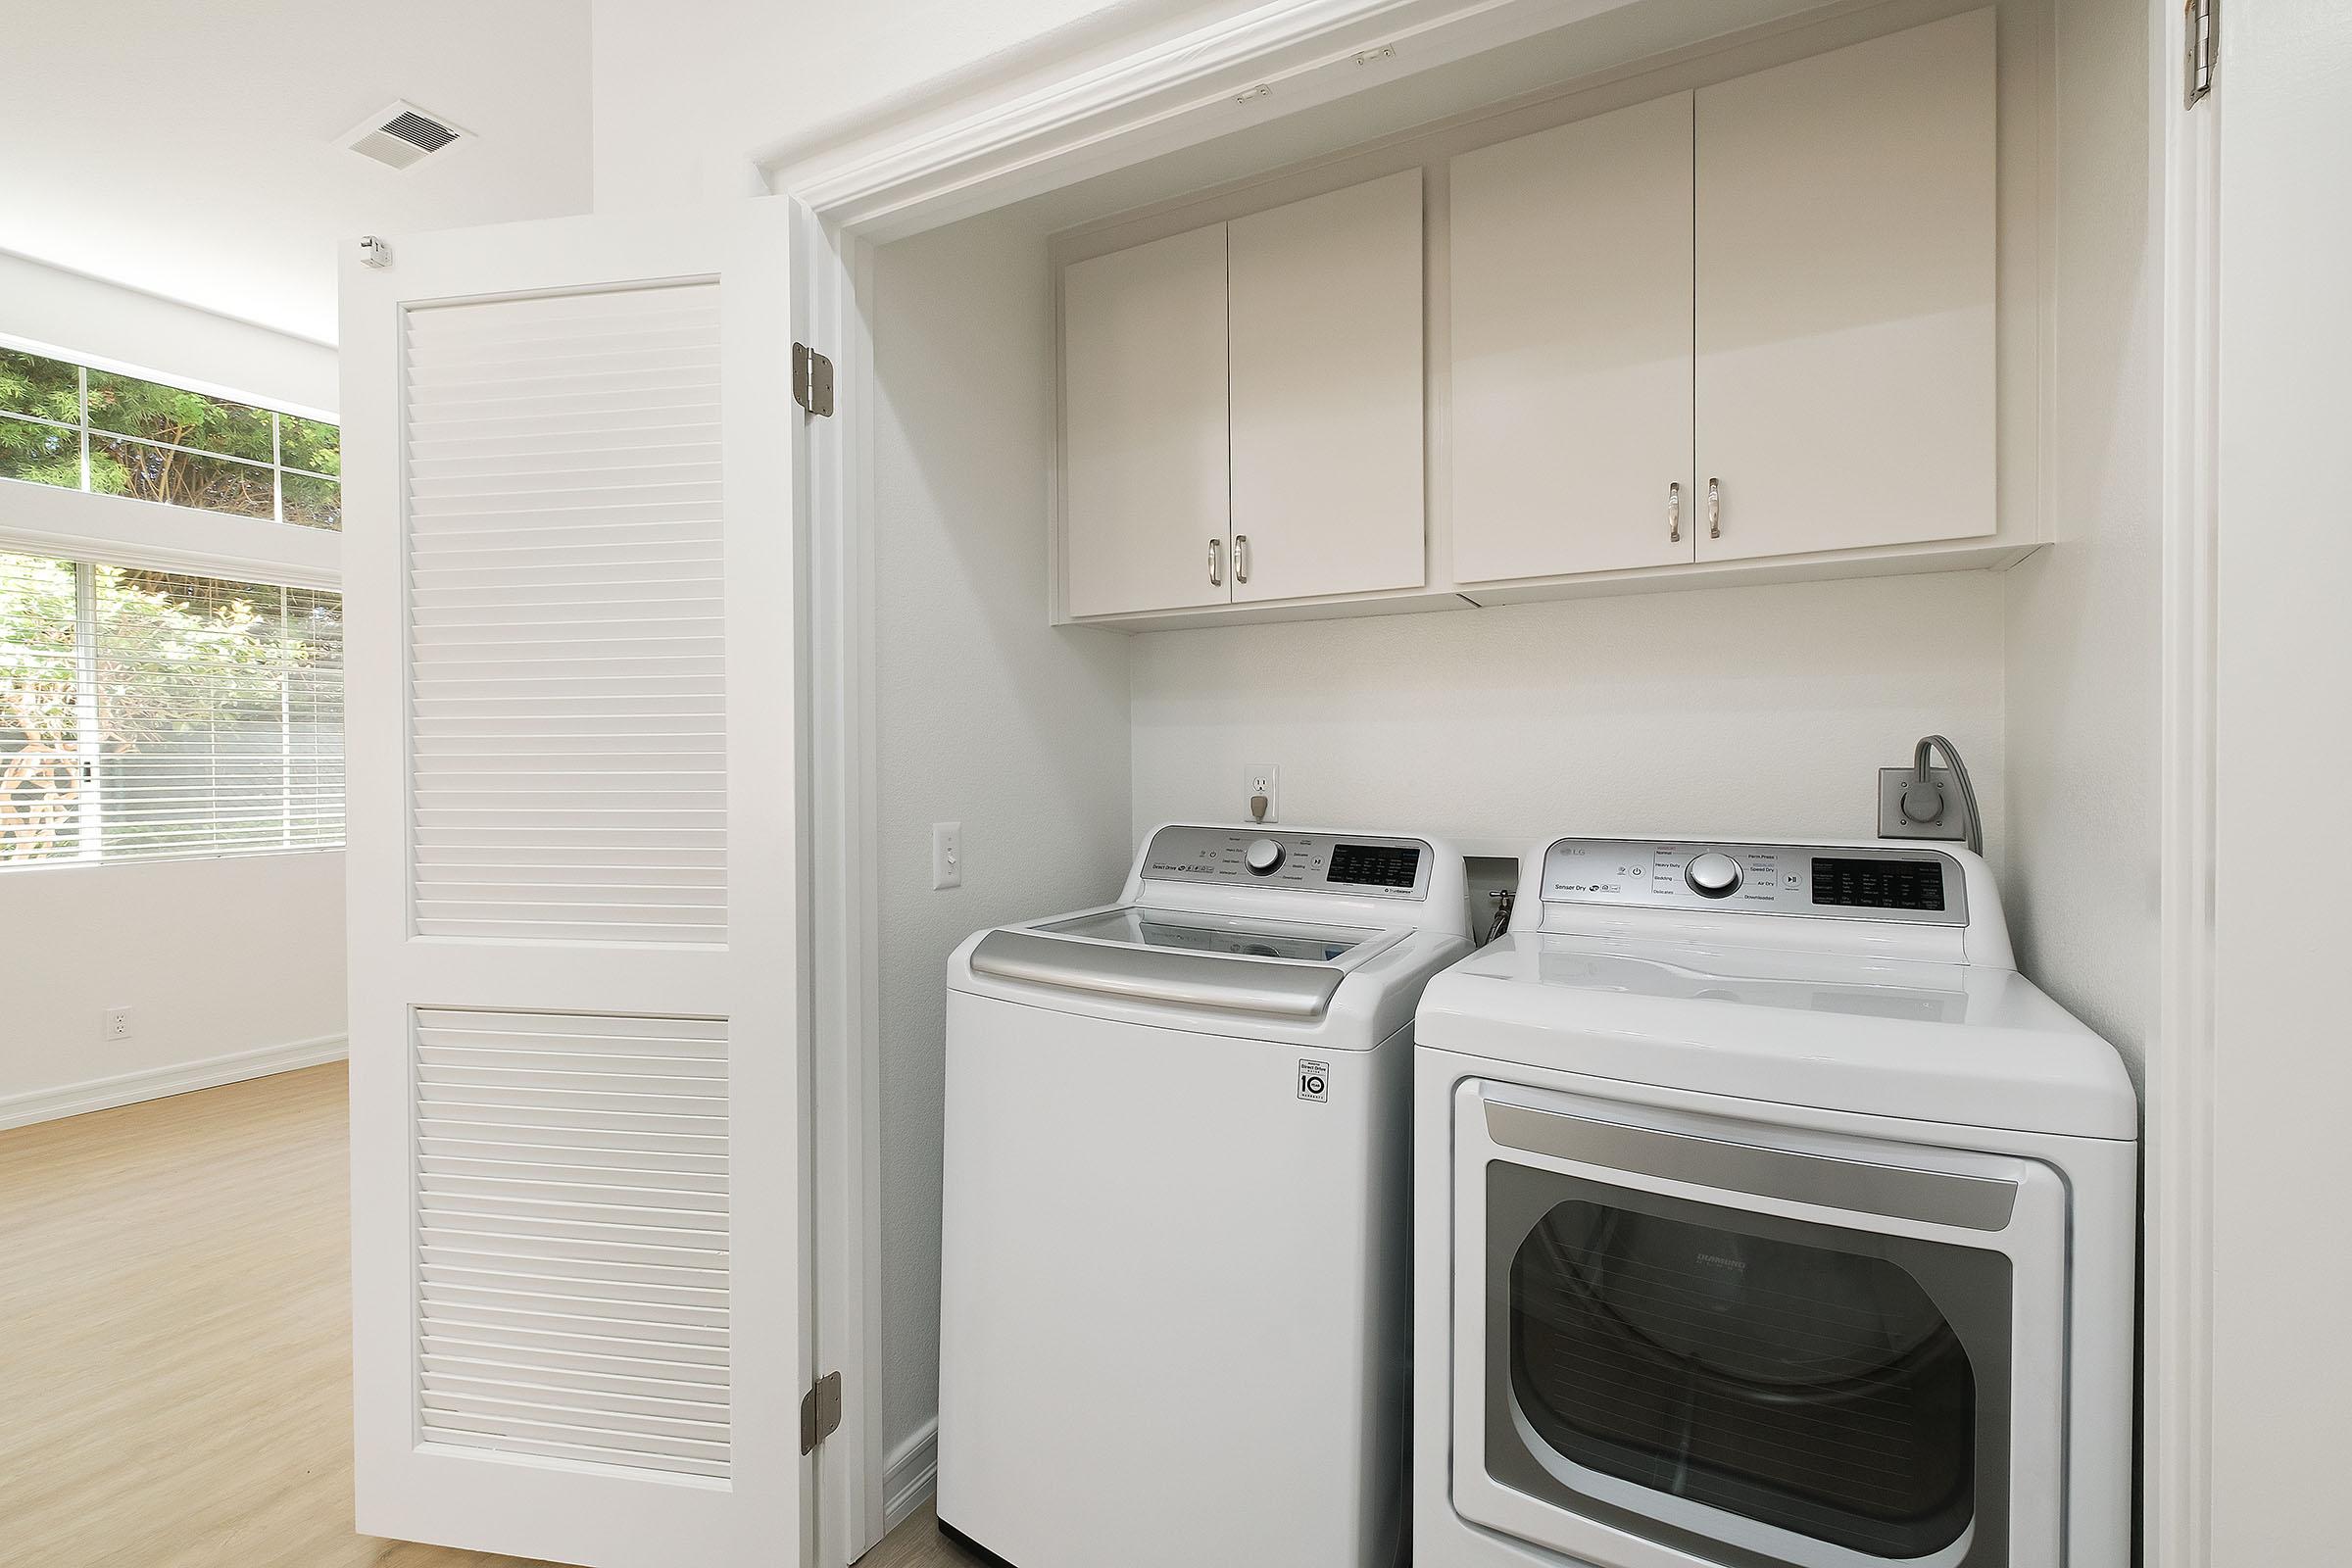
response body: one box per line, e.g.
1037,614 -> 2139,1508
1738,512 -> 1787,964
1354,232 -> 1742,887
1878,767 -> 1967,841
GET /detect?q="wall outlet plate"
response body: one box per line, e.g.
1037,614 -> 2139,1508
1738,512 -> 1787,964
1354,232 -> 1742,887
1245,763 -> 1279,823
103,1006 -> 133,1042
1878,767 -> 1966,841
931,822 -> 962,890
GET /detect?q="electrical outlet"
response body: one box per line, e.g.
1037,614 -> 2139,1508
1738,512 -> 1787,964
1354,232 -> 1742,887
1245,764 -> 1280,824
931,822 -> 962,890
103,1006 -> 133,1042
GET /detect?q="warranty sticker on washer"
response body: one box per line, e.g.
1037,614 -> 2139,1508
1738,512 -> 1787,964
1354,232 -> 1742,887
1297,1060 -> 1330,1102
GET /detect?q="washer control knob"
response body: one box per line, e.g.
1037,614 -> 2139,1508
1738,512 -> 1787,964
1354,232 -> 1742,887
1245,837 -> 1286,875
1685,852 -> 1742,899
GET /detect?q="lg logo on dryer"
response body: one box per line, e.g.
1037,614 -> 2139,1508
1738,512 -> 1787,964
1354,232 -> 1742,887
1298,1060 -> 1330,1102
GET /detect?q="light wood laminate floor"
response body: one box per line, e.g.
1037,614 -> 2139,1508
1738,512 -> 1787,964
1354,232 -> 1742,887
0,1065 -> 555,1567
0,1063 -> 981,1568
858,1505 -> 992,1567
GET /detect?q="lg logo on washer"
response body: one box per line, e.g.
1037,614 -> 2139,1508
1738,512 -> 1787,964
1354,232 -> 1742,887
1298,1060 -> 1331,1102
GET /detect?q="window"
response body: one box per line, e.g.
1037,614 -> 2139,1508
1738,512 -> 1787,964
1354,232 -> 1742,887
0,347 -> 340,529
0,552 -> 343,865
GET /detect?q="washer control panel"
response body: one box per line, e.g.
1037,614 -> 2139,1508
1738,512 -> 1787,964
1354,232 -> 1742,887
1539,838 -> 1968,926
1143,826 -> 1433,900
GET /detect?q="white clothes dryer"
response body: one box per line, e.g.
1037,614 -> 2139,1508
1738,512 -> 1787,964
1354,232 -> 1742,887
939,823 -> 1472,1568
1412,837 -> 2136,1568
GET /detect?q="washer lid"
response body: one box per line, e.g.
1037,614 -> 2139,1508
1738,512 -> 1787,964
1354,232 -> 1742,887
969,907 -> 1403,1021
1417,933 -> 2137,1140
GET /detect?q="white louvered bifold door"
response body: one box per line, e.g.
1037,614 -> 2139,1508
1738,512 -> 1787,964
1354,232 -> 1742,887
341,203 -> 807,1568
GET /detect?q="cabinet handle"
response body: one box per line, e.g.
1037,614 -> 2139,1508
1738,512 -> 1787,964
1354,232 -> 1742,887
1234,534 -> 1250,585
1208,537 -> 1224,587
1706,477 -> 1722,540
1668,483 -> 1682,543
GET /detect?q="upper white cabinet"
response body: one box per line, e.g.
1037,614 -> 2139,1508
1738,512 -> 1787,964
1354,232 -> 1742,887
1058,10 -> 2012,627
1450,93 -> 1695,583
1229,171 -> 1426,603
1694,10 -> 1997,563
1062,223 -> 1231,618
1060,172 -> 1426,620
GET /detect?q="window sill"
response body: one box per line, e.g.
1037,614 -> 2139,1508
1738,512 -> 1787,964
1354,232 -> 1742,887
0,478 -> 340,588
0,845 -> 346,879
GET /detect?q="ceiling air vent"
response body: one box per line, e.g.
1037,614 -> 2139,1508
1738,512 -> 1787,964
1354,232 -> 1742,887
341,101 -> 468,171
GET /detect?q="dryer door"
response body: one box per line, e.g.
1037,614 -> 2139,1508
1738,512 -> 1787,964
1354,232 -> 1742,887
1449,1082 -> 2068,1568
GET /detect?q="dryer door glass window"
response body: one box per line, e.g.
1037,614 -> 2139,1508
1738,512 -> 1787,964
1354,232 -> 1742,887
1486,1163 -> 2014,1566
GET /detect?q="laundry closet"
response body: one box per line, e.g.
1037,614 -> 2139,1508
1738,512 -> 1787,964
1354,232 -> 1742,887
860,0 -> 2156,1512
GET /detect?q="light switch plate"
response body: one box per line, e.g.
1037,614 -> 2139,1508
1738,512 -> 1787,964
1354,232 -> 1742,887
1878,767 -> 1966,841
931,822 -> 961,890
1245,764 -> 1279,824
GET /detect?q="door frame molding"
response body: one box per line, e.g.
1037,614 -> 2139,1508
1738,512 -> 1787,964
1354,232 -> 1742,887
771,5 -> 1664,1558
769,0 -> 2220,1560
2146,0 -> 2220,1561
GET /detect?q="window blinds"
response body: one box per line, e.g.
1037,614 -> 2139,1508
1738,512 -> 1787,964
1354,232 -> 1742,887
0,551 -> 344,866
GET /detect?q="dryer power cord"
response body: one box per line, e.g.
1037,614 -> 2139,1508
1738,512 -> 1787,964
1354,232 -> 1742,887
1908,734 -> 1984,857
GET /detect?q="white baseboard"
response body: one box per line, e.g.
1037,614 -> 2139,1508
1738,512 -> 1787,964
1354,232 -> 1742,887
882,1416 -> 939,1532
0,1034 -> 350,1131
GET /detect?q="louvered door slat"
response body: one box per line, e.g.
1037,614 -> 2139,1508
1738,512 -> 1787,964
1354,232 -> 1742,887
414,1009 -> 730,1478
406,284 -> 726,945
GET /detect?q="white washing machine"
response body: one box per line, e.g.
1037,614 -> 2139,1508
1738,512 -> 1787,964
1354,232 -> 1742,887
1412,837 -> 2136,1568
940,823 -> 1472,1568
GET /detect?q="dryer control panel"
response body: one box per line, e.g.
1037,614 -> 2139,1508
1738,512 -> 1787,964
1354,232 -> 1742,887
1142,826 -> 1433,901
1539,838 -> 1967,926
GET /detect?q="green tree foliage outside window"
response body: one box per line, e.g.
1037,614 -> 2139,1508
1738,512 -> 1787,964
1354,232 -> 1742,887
0,348 -> 341,529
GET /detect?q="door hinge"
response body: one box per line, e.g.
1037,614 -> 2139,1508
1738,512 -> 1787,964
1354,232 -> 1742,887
2184,0 -> 2217,109
793,342 -> 835,416
800,1370 -> 842,1453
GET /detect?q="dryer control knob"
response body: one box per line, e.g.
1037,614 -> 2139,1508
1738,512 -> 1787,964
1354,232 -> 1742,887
1685,852 -> 1742,899
1245,837 -> 1286,875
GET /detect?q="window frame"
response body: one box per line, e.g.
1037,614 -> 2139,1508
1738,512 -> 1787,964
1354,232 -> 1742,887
0,335 -> 338,599
0,550 -> 345,870
3,349 -> 341,530
1,337 -> 343,870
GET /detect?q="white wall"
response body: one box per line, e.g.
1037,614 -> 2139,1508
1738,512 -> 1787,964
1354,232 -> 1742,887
0,251 -> 338,415
0,1 -> 595,344
2209,0 -> 2352,1556
590,0 -> 1250,209
1,269 -> 348,1124
1998,0 -> 2162,1084
870,213 -> 1133,1460
0,855 -> 347,1125
1131,575 -> 2005,851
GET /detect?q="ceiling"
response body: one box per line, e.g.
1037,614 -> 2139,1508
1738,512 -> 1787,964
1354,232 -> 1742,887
0,0 -> 595,346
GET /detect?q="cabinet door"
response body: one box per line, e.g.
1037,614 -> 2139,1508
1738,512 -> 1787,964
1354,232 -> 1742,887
1694,9 -> 1996,563
1228,170 -> 1426,603
1450,93 -> 1695,583
1061,223 -> 1231,617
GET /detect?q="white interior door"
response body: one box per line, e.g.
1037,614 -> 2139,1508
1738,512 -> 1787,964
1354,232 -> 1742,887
1228,170 -> 1426,602
1449,93 -> 1695,582
340,200 -> 807,1568
1693,10 -> 1996,563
